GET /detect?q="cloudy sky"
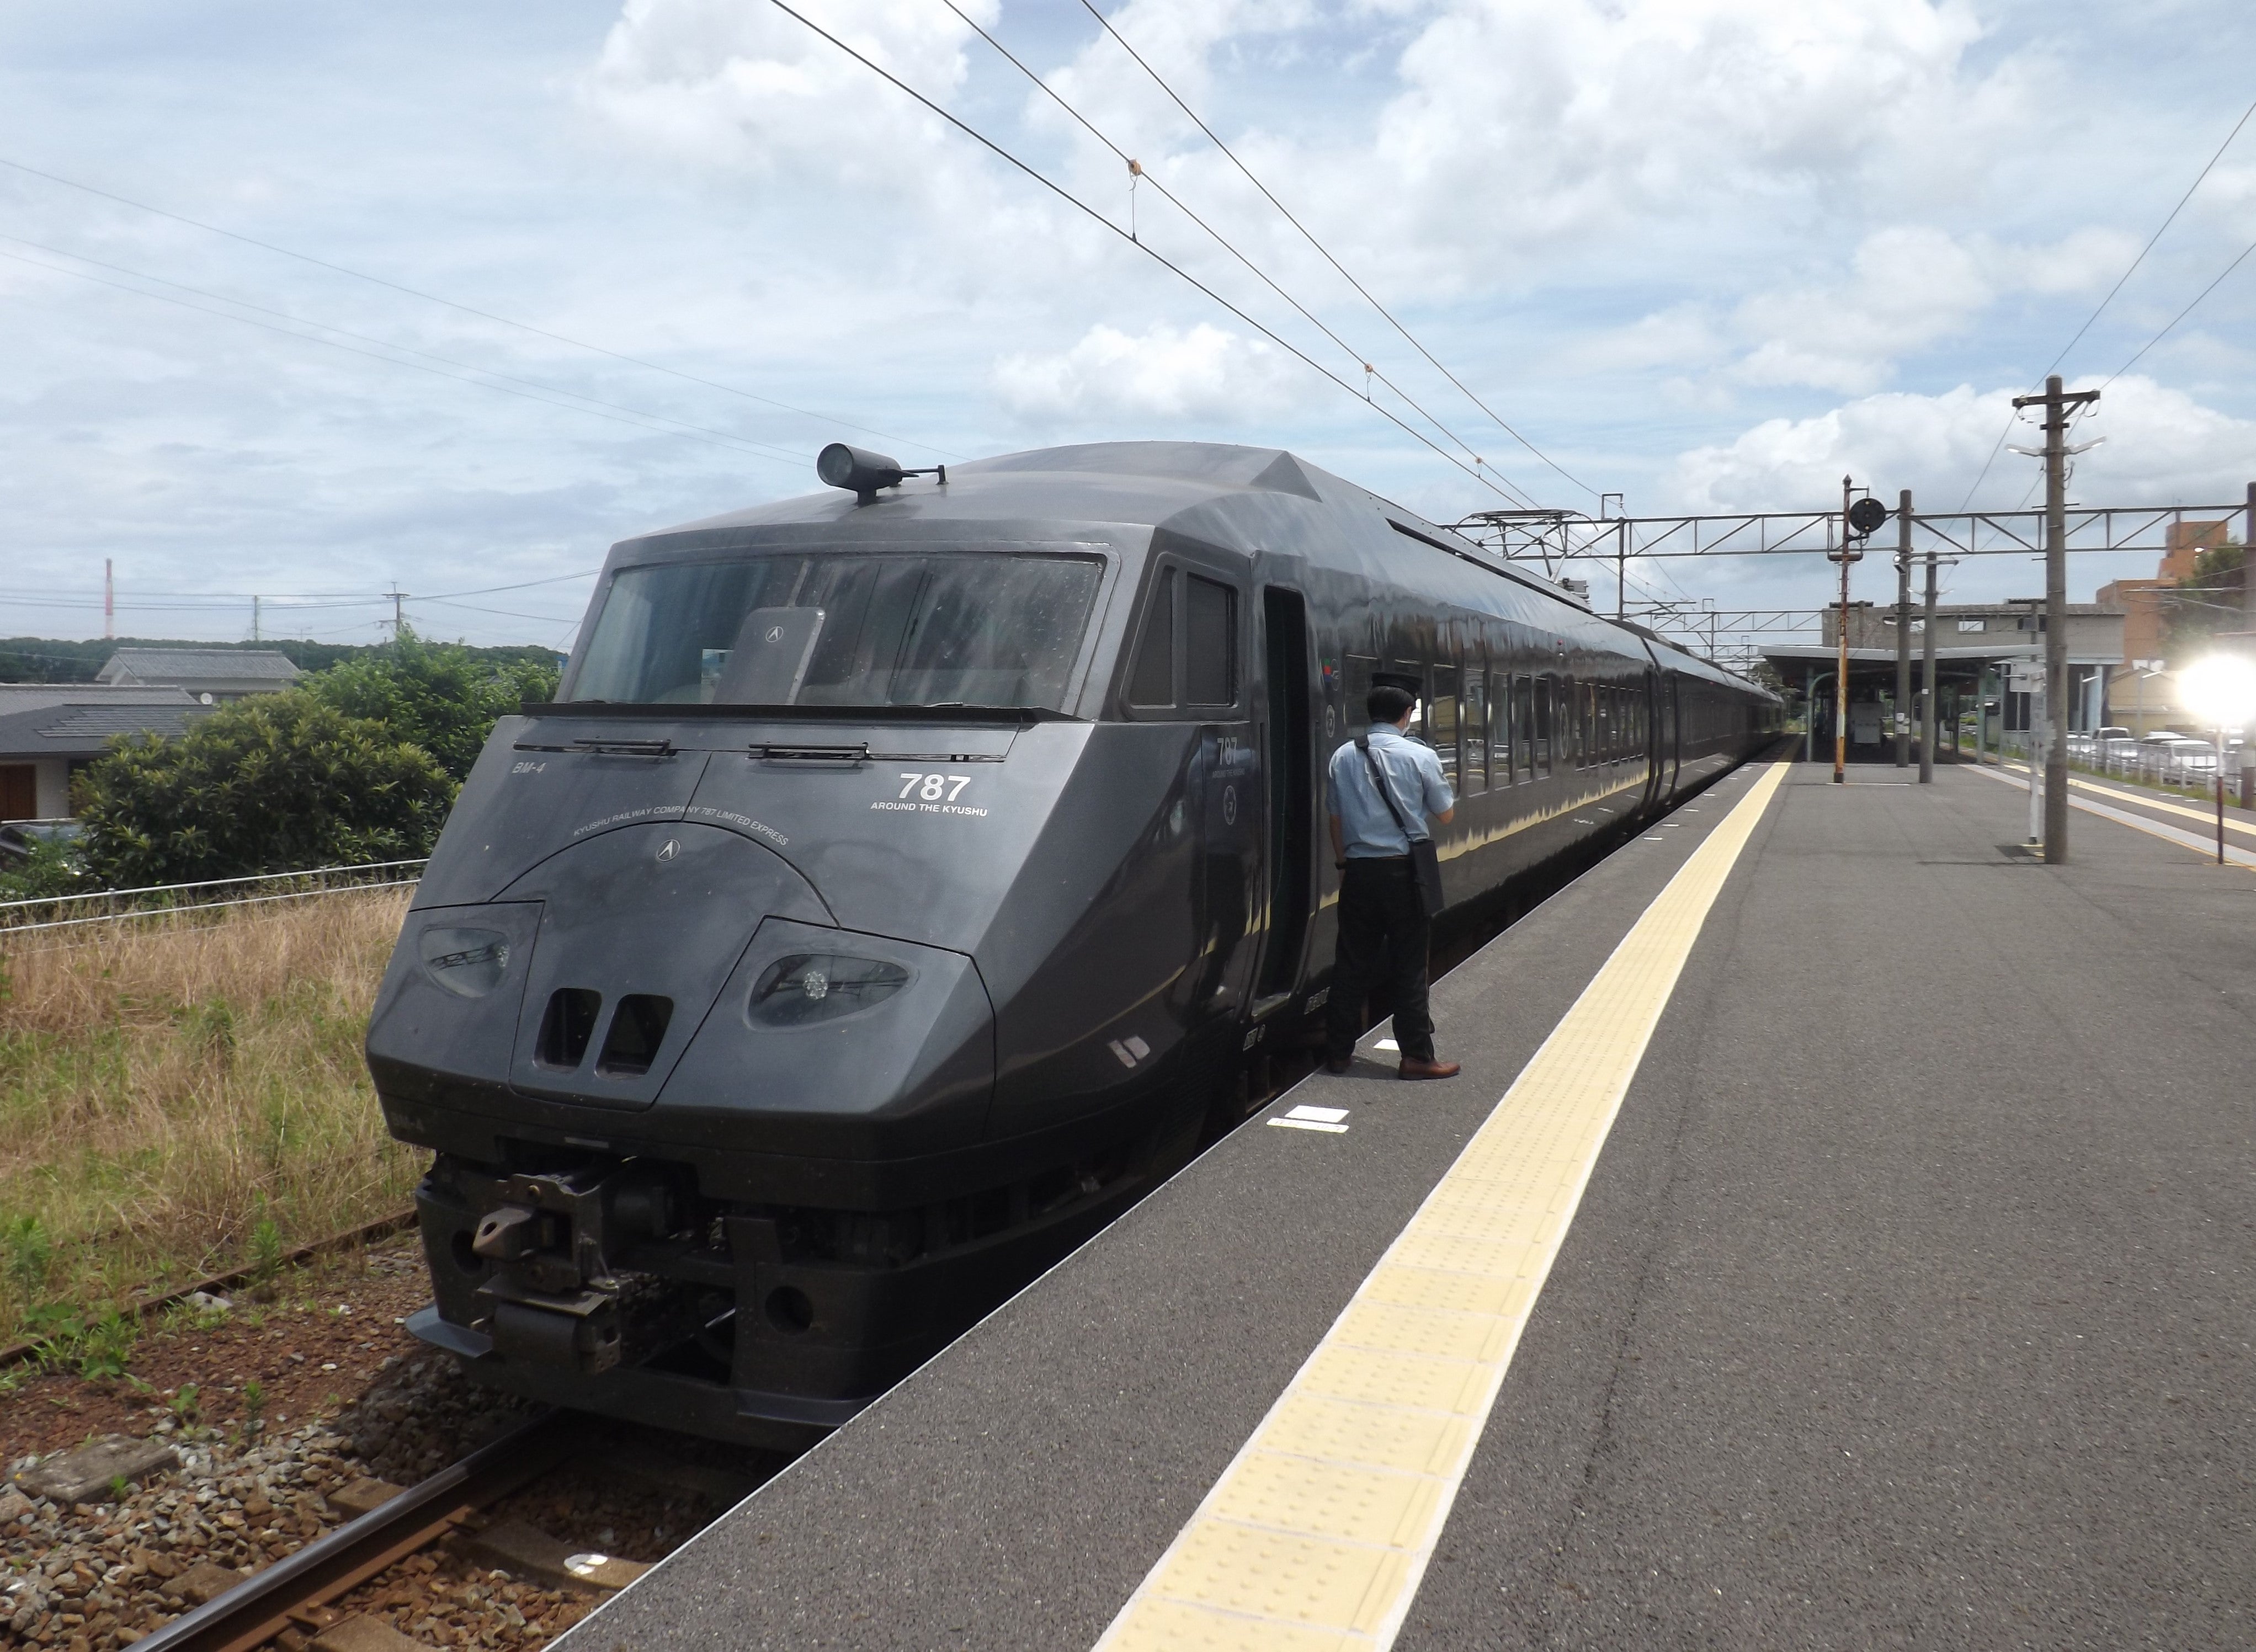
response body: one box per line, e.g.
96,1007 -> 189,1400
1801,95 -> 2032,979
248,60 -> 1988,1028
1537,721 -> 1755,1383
4,0 -> 2254,652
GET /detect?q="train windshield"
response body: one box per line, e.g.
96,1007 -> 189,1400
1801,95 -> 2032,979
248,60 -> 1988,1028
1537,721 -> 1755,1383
572,552 -> 1103,711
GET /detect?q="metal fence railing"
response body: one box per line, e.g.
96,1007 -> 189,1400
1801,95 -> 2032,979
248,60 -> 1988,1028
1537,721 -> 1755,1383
0,858 -> 427,936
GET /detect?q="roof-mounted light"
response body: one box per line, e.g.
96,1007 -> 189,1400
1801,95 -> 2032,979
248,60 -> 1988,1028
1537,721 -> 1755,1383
817,443 -> 945,506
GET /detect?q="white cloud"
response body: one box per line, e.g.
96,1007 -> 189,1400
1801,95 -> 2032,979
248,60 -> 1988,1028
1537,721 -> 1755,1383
1334,0 -> 2012,289
992,321 -> 1296,422
581,0 -> 999,190
1732,227 -> 1995,393
1664,375 -> 2256,513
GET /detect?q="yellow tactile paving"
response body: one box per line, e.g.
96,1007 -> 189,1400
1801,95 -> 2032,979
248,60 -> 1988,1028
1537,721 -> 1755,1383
1299,1343 -> 1493,1415
1108,1599 -> 1362,1652
1094,761 -> 1788,1652
1150,1521 -> 1412,1629
1332,1299 -> 1516,1365
1256,1395 -> 1472,1477
1209,1453 -> 1445,1547
1358,1262 -> 1531,1319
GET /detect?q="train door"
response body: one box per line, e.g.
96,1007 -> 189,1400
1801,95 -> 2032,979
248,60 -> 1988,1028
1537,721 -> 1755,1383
1661,675 -> 1681,797
1641,668 -> 1665,813
1187,573 -> 1262,1020
1255,588 -> 1313,1010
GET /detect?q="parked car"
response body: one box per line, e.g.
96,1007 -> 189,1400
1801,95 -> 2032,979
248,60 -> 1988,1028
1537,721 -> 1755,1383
2137,733 -> 2217,782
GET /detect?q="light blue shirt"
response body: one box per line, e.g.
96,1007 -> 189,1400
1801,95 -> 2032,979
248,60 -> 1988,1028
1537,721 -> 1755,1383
1327,723 -> 1455,858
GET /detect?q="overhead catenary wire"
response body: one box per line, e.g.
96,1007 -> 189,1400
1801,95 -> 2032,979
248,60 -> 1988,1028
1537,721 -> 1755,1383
0,155 -> 956,462
2050,94 -> 2256,377
1960,93 -> 2256,509
1073,0 -> 1598,502
759,0 -> 1517,505
940,0 -> 1534,507
2103,233 -> 2256,386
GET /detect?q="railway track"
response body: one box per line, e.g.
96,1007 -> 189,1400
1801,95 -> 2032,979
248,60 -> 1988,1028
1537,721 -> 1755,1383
131,1413 -> 574,1652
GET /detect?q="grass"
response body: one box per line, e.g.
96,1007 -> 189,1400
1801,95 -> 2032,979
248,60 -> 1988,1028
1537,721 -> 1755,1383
0,889 -> 420,1349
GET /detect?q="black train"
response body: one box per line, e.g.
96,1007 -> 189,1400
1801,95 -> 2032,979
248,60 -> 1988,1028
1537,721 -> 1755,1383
367,440 -> 1778,1444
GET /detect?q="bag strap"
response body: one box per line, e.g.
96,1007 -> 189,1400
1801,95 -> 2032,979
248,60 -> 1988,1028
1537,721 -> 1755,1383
1355,734 -> 1423,841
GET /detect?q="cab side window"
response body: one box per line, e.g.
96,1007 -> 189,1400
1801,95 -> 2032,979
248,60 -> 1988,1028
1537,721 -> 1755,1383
1127,568 -> 1175,707
1184,574 -> 1237,706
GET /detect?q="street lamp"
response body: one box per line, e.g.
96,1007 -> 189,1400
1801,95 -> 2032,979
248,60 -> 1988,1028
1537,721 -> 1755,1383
2177,653 -> 2256,862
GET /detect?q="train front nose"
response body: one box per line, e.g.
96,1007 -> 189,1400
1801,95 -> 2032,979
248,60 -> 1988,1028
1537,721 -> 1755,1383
372,818 -> 996,1151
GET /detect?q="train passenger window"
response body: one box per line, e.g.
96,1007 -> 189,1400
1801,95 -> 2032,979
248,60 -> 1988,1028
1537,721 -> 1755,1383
1501,673 -> 1517,781
1127,569 -> 1175,707
1530,675 -> 1549,773
1392,661 -> 1425,740
1185,575 -> 1238,706
1345,655 -> 1376,727
1462,669 -> 1487,795
1428,664 -> 1459,790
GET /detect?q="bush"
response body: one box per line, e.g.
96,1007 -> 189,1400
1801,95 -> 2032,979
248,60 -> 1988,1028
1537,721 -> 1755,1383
0,833 -> 86,902
305,628 -> 558,781
75,694 -> 454,887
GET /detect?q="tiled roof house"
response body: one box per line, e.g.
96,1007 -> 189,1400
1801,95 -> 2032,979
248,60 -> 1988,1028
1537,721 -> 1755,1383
0,685 -> 205,820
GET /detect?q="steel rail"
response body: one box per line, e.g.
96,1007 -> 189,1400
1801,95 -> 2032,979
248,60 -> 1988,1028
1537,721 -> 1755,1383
131,1410 -> 573,1652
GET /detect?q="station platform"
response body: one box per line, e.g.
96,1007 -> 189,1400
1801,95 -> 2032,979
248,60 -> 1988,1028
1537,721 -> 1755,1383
561,759 -> 2255,1650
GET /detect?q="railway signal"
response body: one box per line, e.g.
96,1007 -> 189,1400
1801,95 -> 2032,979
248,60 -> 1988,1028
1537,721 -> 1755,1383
1828,481 -> 1890,782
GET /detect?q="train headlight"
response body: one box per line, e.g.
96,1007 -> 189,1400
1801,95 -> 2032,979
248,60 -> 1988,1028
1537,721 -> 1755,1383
748,954 -> 910,1026
419,928 -> 512,998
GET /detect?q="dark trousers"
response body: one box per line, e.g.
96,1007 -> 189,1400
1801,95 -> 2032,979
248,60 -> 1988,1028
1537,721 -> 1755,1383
1324,857 -> 1434,1063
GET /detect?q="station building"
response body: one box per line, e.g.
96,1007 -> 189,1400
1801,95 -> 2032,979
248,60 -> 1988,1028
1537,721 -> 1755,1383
1763,600 -> 2125,761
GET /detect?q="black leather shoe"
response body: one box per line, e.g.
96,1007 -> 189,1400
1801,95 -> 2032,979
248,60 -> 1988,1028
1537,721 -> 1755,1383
1398,1057 -> 1461,1080
1322,1056 -> 1353,1075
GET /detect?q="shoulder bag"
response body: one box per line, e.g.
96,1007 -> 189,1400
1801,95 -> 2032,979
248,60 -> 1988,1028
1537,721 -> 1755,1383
1355,735 -> 1445,916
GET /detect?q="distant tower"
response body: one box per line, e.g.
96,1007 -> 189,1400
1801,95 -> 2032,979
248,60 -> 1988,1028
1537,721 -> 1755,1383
104,558 -> 114,641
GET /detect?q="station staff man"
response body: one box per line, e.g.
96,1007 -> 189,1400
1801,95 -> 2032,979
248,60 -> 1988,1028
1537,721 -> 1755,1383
1323,684 -> 1460,1080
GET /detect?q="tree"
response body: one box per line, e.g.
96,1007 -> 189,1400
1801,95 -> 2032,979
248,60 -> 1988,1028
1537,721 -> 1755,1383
75,694 -> 454,887
302,628 -> 558,781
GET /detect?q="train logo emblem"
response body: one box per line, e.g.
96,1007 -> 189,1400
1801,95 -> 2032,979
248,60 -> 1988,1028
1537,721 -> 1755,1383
1223,786 -> 1237,825
765,625 -> 785,643
656,838 -> 680,862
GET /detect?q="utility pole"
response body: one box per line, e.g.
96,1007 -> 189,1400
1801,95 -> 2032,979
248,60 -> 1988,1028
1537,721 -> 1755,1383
1920,540 -> 1939,784
252,595 -> 261,643
1895,491 -> 1913,768
1617,519 -> 1627,621
2012,375 -> 2100,863
1827,476 -> 1872,784
386,585 -> 408,640
104,559 -> 114,641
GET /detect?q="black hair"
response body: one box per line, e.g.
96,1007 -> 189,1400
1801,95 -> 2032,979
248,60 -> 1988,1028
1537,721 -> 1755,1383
1366,684 -> 1416,724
